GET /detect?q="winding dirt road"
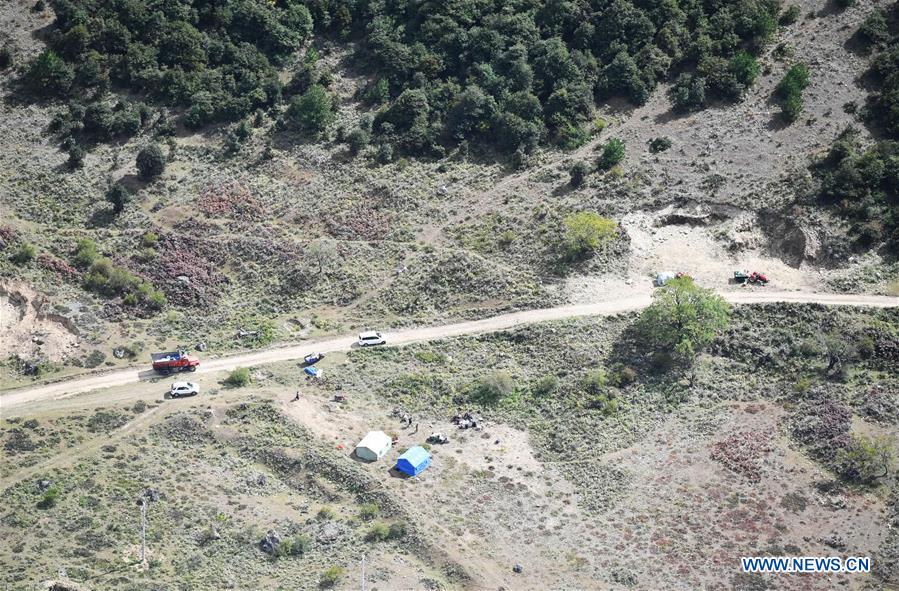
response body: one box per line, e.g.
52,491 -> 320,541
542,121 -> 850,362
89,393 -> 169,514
2,290 -> 896,410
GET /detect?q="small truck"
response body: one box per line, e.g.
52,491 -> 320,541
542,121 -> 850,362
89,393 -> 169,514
151,349 -> 200,374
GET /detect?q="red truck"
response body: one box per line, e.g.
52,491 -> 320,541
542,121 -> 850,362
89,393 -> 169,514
151,349 -> 200,374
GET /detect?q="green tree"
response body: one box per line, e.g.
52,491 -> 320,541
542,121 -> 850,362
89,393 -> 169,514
136,144 -> 166,179
24,49 -> 74,95
598,138 -> 625,169
106,184 -> 131,214
562,212 -> 617,259
287,85 -> 334,135
569,160 -> 590,187
776,64 -> 810,123
637,276 -> 731,364
836,434 -> 893,484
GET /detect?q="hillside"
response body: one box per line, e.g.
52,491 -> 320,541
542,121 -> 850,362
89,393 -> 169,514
1,0 -> 898,589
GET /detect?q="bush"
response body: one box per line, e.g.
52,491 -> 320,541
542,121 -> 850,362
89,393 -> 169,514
287,85 -> 334,135
671,73 -> 706,112
388,521 -> 407,539
106,184 -> 131,214
598,138 -> 625,169
648,137 -> 672,153
359,503 -> 380,521
776,64 -> 810,123
320,566 -> 344,588
569,160 -> 590,187
11,243 -> 36,265
73,239 -> 99,268
38,485 -> 61,509
275,534 -> 311,558
470,371 -> 515,404
224,367 -> 251,387
562,212 -> 617,260
141,232 -> 158,247
836,434 -> 893,484
136,144 -> 166,179
779,5 -> 801,25
365,522 -> 390,541
24,49 -> 73,96
532,375 -> 559,396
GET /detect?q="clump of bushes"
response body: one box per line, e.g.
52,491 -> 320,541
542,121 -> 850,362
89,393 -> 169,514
274,534 -> 311,558
776,63 -> 810,122
365,521 -> 407,542
648,137 -> 672,153
470,371 -> 515,404
11,243 -> 36,265
569,160 -> 590,187
561,212 -> 617,261
835,434 -> 893,484
598,138 -> 625,169
320,566 -> 344,588
37,485 -> 62,509
224,367 -> 251,388
287,85 -> 334,135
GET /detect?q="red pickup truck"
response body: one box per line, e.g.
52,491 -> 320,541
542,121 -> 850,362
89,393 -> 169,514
151,350 -> 200,374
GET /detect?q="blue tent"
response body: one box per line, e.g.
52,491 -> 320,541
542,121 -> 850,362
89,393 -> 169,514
304,366 -> 320,377
396,446 -> 431,476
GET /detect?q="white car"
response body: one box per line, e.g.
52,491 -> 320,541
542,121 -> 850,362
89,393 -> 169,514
357,330 -> 386,347
170,381 -> 200,398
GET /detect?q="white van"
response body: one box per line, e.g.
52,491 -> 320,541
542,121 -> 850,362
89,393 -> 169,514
357,331 -> 386,347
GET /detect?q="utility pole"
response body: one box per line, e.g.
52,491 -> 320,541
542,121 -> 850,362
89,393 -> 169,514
140,497 -> 148,562
360,554 -> 365,591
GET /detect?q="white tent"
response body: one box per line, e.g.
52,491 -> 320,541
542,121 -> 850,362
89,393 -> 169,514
355,431 -> 392,462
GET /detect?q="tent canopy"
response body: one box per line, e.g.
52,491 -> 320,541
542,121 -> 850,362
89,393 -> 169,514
355,431 -> 392,461
397,446 -> 431,476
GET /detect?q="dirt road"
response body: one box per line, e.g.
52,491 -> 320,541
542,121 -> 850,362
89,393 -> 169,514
3,290 -> 896,410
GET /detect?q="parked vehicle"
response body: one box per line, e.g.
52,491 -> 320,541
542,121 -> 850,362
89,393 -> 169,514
151,349 -> 200,374
734,270 -> 769,285
357,331 -> 386,347
169,381 -> 200,398
303,352 -> 325,365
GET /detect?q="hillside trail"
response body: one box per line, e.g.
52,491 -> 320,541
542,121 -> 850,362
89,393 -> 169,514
3,290 -> 896,410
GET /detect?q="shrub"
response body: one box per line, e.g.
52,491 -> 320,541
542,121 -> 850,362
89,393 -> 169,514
365,522 -> 390,541
611,365 -> 637,386
287,85 -> 334,135
581,368 -> 608,396
562,212 -> 617,260
275,534 -> 311,558
67,144 -> 85,169
569,160 -> 590,187
776,64 -> 810,123
532,375 -> 559,396
648,137 -> 672,153
11,243 -> 36,265
224,367 -> 251,387
836,434 -> 893,484
24,49 -> 73,95
320,566 -> 344,588
317,506 -> 336,520
729,51 -> 760,88
470,371 -> 515,404
779,5 -> 801,25
388,521 -> 407,539
598,138 -> 625,169
73,239 -> 99,268
671,73 -> 706,112
0,44 -> 12,69
141,232 -> 158,247
136,144 -> 166,179
346,127 -> 370,155
38,485 -> 61,509
359,503 -> 380,521
106,184 -> 131,214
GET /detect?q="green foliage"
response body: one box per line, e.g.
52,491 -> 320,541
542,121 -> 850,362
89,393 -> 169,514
106,184 -> 131,214
562,212 -> 617,260
671,73 -> 706,112
136,144 -> 166,180
73,238 -> 99,268
857,10 -> 891,48
648,137 -> 672,153
365,522 -> 390,541
865,33 -> 899,140
598,138 -> 625,169
730,51 -> 761,88
814,127 -> 899,248
569,160 -> 590,187
637,277 -> 731,364
24,49 -> 73,96
470,371 -> 515,404
320,566 -> 344,588
358,502 -> 380,520
11,243 -> 36,265
836,434 -> 893,484
81,255 -> 166,309
224,367 -> 251,388
776,64 -> 810,122
141,232 -> 158,248
274,534 -> 311,558
779,5 -> 801,25
287,85 -> 334,135
38,485 -> 62,509
532,375 -> 559,396
388,521 -> 407,539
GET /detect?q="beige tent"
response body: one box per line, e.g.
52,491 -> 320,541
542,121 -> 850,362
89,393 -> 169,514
355,431 -> 392,461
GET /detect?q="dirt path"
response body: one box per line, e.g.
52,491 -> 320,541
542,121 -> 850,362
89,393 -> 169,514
2,290 -> 896,410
